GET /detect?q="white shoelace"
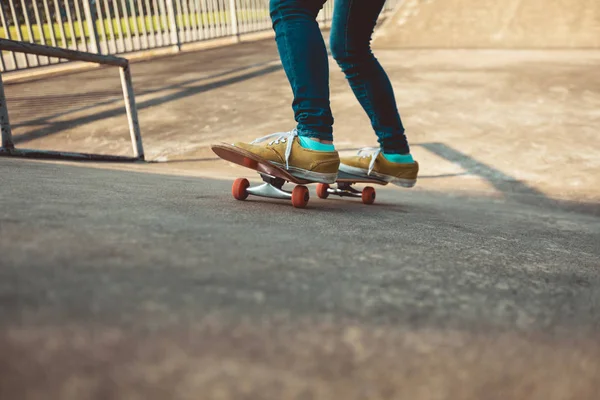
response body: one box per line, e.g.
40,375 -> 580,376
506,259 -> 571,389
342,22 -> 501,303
356,147 -> 382,175
250,129 -> 298,170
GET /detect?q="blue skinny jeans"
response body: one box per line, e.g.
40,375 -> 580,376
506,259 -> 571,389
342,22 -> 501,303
270,0 -> 410,154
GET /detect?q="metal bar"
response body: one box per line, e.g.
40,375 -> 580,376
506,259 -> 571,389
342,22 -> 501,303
239,0 -> 245,33
112,0 -> 126,52
175,0 -> 186,44
31,1 -> 47,47
201,0 -> 212,38
208,0 -> 216,38
258,0 -> 265,30
0,147 -> 141,162
103,0 -> 118,52
243,0 -> 250,32
74,0 -> 89,52
135,0 -> 148,49
173,0 -> 183,40
197,0 -> 207,39
245,0 -> 252,33
187,0 -> 199,41
0,73 -> 13,149
0,1 -> 18,69
82,0 -> 99,53
9,0 -> 29,67
0,39 -> 144,162
62,0 -> 78,49
31,0 -> 50,64
165,0 -> 181,49
250,0 -> 258,33
158,0 -> 172,45
192,0 -> 204,40
205,0 -> 214,37
263,0 -> 270,29
217,0 -> 227,37
42,0 -> 59,52
152,0 -> 164,46
21,0 -> 41,65
94,0 -> 108,53
0,53 -> 5,72
228,0 -> 238,39
179,0 -> 191,43
256,0 -> 264,31
210,0 -> 221,37
143,0 -> 156,47
19,1 -> 37,48
8,0 -> 24,43
238,0 -> 246,34
189,0 -> 200,41
120,0 -> 134,51
53,0 -> 68,49
0,38 -> 129,67
119,64 -> 144,159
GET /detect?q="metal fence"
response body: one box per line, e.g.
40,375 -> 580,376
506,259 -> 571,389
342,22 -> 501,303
0,0 -> 399,73
0,37 -> 145,160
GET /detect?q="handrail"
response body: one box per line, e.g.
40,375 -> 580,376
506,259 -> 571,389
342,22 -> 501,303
0,38 -> 128,67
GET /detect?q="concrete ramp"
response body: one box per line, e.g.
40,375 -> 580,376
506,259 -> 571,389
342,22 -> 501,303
374,0 -> 600,48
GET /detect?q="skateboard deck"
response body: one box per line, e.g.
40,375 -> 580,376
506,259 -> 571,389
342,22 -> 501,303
211,143 -> 310,184
211,143 -> 387,208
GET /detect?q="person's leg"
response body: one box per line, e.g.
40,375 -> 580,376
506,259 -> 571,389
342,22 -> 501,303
331,0 -> 417,187
229,0 -> 340,184
330,0 -> 410,155
271,0 -> 333,142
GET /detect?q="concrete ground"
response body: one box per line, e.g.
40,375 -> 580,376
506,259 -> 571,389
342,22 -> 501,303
373,0 -> 600,48
1,15 -> 600,400
5,40 -> 600,202
1,158 -> 599,400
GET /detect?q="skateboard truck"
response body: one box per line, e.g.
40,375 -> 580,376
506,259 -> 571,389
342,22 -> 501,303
247,175 -> 292,200
232,173 -> 310,208
316,182 -> 377,205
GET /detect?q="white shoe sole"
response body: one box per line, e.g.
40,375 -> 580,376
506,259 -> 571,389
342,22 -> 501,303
273,162 -> 338,184
339,164 -> 416,188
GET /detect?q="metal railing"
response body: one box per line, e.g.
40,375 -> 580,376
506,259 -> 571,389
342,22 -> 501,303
0,0 -> 399,72
0,38 -> 144,161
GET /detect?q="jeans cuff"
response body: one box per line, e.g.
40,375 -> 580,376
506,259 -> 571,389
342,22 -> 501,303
380,142 -> 410,155
297,127 -> 333,142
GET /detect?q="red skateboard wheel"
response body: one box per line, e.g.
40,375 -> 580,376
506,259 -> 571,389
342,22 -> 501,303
291,185 -> 309,208
316,183 -> 330,199
361,186 -> 376,205
232,178 -> 250,200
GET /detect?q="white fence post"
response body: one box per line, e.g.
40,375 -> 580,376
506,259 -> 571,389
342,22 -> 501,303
166,0 -> 181,51
82,0 -> 100,53
229,0 -> 239,42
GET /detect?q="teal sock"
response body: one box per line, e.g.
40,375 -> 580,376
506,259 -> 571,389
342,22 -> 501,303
382,152 -> 414,163
299,136 -> 335,152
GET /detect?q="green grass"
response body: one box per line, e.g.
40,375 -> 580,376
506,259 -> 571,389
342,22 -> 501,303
1,11 -> 270,44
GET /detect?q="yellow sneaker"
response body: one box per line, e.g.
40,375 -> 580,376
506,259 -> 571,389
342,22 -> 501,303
233,130 -> 340,184
339,147 -> 418,187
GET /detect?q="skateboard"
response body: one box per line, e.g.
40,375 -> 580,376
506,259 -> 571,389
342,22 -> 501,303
211,143 -> 388,208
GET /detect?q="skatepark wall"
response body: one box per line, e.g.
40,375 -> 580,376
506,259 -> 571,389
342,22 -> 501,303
374,0 -> 600,48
